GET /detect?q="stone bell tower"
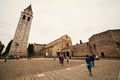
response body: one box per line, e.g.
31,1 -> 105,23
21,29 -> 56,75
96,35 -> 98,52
9,5 -> 33,56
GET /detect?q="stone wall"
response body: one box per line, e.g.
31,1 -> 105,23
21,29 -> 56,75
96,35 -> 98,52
89,29 -> 120,58
71,43 -> 91,57
33,43 -> 45,57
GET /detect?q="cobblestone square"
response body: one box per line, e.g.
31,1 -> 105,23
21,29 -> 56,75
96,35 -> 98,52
0,58 -> 120,80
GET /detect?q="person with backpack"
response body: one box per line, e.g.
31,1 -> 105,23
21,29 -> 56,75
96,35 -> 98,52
85,54 -> 93,76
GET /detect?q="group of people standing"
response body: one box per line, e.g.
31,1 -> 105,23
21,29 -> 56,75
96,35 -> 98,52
58,55 -> 69,66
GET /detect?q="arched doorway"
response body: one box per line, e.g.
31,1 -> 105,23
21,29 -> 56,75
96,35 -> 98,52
66,51 -> 70,57
101,52 -> 105,57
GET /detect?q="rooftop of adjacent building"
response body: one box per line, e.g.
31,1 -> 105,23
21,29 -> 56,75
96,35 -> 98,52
89,29 -> 120,39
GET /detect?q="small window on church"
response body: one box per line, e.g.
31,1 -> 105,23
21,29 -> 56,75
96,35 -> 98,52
23,15 -> 26,20
27,17 -> 30,21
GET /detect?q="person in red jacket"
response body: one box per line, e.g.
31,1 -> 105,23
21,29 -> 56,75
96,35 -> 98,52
61,55 -> 64,66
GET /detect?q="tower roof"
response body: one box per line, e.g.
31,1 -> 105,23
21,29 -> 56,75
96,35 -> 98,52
24,5 -> 33,15
25,5 -> 32,11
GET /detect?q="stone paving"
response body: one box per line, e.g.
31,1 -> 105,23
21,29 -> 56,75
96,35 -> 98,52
0,58 -> 120,80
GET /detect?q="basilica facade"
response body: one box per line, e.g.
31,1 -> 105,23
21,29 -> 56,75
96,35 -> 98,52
33,35 -> 72,57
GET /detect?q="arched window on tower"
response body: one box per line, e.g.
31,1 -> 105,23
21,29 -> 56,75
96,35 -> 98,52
23,15 -> 26,20
27,17 -> 30,21
94,44 -> 96,50
66,43 -> 69,48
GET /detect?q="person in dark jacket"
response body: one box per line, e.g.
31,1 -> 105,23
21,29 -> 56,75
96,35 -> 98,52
85,55 -> 93,76
90,54 -> 95,67
58,55 -> 61,64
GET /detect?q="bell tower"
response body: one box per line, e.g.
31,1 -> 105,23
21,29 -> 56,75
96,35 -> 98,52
9,5 -> 33,56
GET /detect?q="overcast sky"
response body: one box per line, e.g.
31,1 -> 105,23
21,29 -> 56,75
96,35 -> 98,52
0,0 -> 120,48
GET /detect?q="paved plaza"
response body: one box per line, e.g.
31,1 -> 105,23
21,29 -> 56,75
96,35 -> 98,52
0,58 -> 120,80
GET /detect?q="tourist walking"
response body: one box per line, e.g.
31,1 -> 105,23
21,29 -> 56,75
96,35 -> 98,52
61,55 -> 64,66
85,55 -> 93,76
4,54 -> 9,62
58,55 -> 61,63
53,56 -> 56,61
28,54 -> 31,60
66,56 -> 69,63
